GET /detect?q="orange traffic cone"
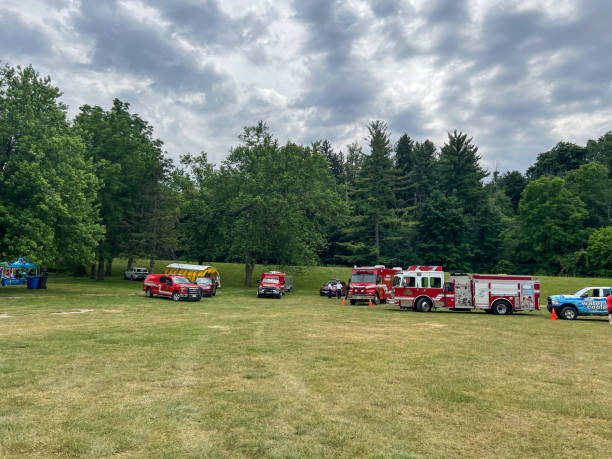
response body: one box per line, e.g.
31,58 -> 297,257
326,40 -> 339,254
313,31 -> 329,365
551,308 -> 557,320
341,298 -> 346,306
368,298 -> 373,307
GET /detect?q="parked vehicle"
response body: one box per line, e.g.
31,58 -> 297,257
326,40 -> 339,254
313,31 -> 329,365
124,267 -> 148,280
195,277 -> 217,297
547,286 -> 612,320
257,271 -> 293,298
347,265 -> 402,305
319,279 -> 348,296
389,265 -> 540,315
143,274 -> 202,301
164,263 -> 220,287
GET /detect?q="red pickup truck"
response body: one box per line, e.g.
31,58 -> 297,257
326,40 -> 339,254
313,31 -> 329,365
143,274 -> 202,301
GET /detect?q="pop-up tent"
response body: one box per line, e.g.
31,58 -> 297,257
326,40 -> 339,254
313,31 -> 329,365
1,257 -> 44,288
164,263 -> 221,287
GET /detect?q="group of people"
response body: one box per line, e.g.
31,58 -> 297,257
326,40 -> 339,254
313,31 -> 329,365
326,280 -> 348,299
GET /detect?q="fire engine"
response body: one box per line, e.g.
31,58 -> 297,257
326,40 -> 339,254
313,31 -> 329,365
389,266 -> 540,315
347,265 -> 402,305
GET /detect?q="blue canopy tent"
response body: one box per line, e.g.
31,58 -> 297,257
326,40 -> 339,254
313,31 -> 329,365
1,257 -> 41,288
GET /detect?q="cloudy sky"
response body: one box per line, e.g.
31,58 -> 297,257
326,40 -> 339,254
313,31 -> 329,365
1,0 -> 611,172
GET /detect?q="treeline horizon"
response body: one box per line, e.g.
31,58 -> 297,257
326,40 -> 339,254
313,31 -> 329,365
1,64 -> 611,284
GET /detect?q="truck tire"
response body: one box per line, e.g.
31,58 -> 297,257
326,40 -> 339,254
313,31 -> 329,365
350,299 -> 356,305
146,287 -> 153,298
416,298 -> 432,312
172,291 -> 180,302
492,300 -> 511,315
560,305 -> 578,320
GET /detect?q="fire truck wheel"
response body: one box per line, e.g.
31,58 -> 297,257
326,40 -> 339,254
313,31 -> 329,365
412,305 -> 418,311
416,298 -> 432,312
172,291 -> 180,302
560,305 -> 578,320
145,287 -> 152,298
373,294 -> 380,305
350,299 -> 356,305
492,300 -> 511,315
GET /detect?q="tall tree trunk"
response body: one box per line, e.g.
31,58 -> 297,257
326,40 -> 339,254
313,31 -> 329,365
244,256 -> 254,287
89,263 -> 96,279
374,214 -> 380,263
96,257 -> 104,281
127,257 -> 134,270
105,258 -> 112,276
149,258 -> 155,274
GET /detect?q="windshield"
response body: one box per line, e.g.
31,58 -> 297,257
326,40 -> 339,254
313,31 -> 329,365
572,287 -> 589,296
173,277 -> 191,284
196,278 -> 212,285
262,277 -> 280,284
351,273 -> 376,284
392,276 -> 402,287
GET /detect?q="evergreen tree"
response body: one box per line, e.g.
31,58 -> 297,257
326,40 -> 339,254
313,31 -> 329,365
411,140 -> 438,210
416,191 -> 472,271
338,121 -> 406,265
437,130 -> 488,214
496,170 -> 527,213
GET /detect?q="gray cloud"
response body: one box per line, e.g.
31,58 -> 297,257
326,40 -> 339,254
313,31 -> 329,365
0,0 -> 610,172
0,11 -> 53,57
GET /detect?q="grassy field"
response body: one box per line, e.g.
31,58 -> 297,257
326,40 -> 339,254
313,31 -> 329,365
1,261 -> 612,458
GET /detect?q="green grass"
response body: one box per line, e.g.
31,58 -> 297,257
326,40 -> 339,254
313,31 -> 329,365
1,262 -> 611,458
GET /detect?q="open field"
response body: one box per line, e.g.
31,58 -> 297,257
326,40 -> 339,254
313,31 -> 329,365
1,262 -> 612,457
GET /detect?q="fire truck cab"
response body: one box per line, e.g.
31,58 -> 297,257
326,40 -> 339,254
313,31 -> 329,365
390,266 -> 540,315
347,265 -> 402,305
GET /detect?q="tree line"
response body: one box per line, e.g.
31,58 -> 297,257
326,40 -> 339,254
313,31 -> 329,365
1,64 -> 611,284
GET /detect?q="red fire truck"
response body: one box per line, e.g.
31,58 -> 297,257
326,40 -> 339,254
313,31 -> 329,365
389,266 -> 540,315
347,265 -> 402,305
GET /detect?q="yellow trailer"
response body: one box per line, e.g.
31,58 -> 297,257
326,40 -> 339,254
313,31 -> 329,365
164,263 -> 221,287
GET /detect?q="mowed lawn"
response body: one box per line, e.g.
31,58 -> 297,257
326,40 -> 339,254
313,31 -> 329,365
1,264 -> 612,458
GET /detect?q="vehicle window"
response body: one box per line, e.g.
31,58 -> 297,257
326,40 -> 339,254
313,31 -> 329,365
403,276 -> 416,287
603,288 -> 611,297
422,278 -> 429,288
430,277 -> 442,288
160,276 -> 168,283
262,277 -> 280,284
351,274 -> 377,283
377,276 -> 382,284
173,277 -> 190,284
197,278 -> 212,284
392,276 -> 402,287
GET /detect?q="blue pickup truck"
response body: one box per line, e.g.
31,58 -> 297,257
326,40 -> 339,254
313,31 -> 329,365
548,287 -> 611,320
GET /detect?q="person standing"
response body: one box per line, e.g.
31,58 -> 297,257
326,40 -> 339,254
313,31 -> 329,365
327,281 -> 333,298
336,280 -> 343,299
607,289 -> 612,326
